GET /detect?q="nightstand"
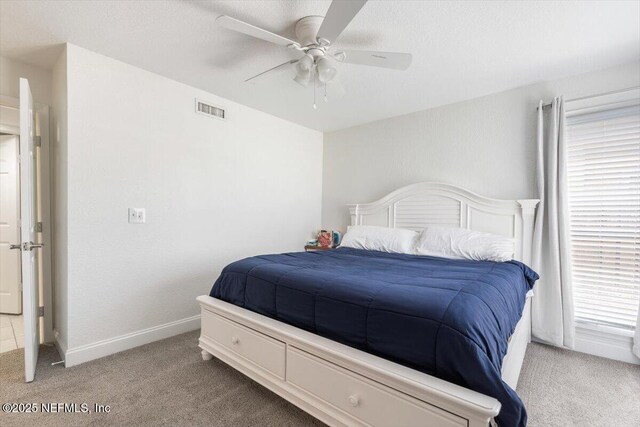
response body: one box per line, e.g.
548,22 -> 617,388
304,245 -> 337,252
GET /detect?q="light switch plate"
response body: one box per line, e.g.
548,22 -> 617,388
128,208 -> 146,224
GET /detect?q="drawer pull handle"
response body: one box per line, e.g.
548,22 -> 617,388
231,336 -> 239,345
348,394 -> 359,407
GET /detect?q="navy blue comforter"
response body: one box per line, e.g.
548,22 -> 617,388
210,248 -> 538,427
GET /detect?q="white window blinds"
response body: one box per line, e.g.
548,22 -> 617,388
566,97 -> 640,330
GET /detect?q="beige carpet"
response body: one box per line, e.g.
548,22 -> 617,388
517,342 -> 640,427
1,331 -> 638,427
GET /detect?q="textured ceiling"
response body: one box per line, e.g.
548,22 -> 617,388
1,0 -> 639,131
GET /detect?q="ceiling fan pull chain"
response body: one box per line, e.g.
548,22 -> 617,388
313,74 -> 317,110
324,83 -> 328,103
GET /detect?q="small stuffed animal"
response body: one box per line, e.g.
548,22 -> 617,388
317,230 -> 333,248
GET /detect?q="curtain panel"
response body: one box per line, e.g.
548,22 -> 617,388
531,97 -> 576,349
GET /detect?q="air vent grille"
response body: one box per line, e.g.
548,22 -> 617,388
195,99 -> 225,120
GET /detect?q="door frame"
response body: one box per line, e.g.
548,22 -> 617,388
0,94 -> 54,344
0,134 -> 21,314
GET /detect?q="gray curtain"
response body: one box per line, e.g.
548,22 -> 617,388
531,97 -> 576,349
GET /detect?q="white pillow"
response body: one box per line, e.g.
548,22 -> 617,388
414,226 -> 514,262
340,225 -> 417,254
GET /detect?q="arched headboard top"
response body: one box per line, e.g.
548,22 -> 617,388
347,182 -> 539,264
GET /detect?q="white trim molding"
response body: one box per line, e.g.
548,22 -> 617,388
574,324 -> 640,365
58,315 -> 200,367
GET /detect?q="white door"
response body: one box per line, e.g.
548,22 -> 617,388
20,78 -> 42,382
0,135 -> 22,314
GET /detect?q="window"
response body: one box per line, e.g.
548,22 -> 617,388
566,92 -> 640,331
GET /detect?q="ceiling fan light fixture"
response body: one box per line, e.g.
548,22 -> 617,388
293,73 -> 311,87
293,54 -> 314,87
316,57 -> 337,83
295,54 -> 314,76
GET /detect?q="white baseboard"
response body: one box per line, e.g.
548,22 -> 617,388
574,325 -> 639,365
53,329 -> 68,364
59,315 -> 200,367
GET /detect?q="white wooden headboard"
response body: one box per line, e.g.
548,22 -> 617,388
348,182 -> 539,264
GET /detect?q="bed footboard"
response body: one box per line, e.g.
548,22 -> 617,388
198,295 -> 502,427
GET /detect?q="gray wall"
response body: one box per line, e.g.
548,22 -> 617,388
322,62 -> 640,230
59,44 -> 323,354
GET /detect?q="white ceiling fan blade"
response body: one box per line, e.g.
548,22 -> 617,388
245,60 -> 298,83
336,50 -> 412,70
317,0 -> 368,44
216,15 -> 299,47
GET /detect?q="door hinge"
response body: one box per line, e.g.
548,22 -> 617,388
38,306 -> 44,317
34,136 -> 42,147
36,222 -> 43,232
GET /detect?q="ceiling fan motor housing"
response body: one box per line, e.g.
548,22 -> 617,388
295,16 -> 325,48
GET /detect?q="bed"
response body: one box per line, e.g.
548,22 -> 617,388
198,182 -> 539,427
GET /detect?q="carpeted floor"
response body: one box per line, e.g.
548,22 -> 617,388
1,331 -> 638,427
517,342 -> 639,426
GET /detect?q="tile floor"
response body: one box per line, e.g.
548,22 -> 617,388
0,314 -> 24,353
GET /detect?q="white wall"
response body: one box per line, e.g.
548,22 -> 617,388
322,62 -> 640,230
51,48 -> 68,352
58,44 -> 322,363
0,56 -> 52,105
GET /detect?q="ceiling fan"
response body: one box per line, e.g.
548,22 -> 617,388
216,0 -> 412,108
